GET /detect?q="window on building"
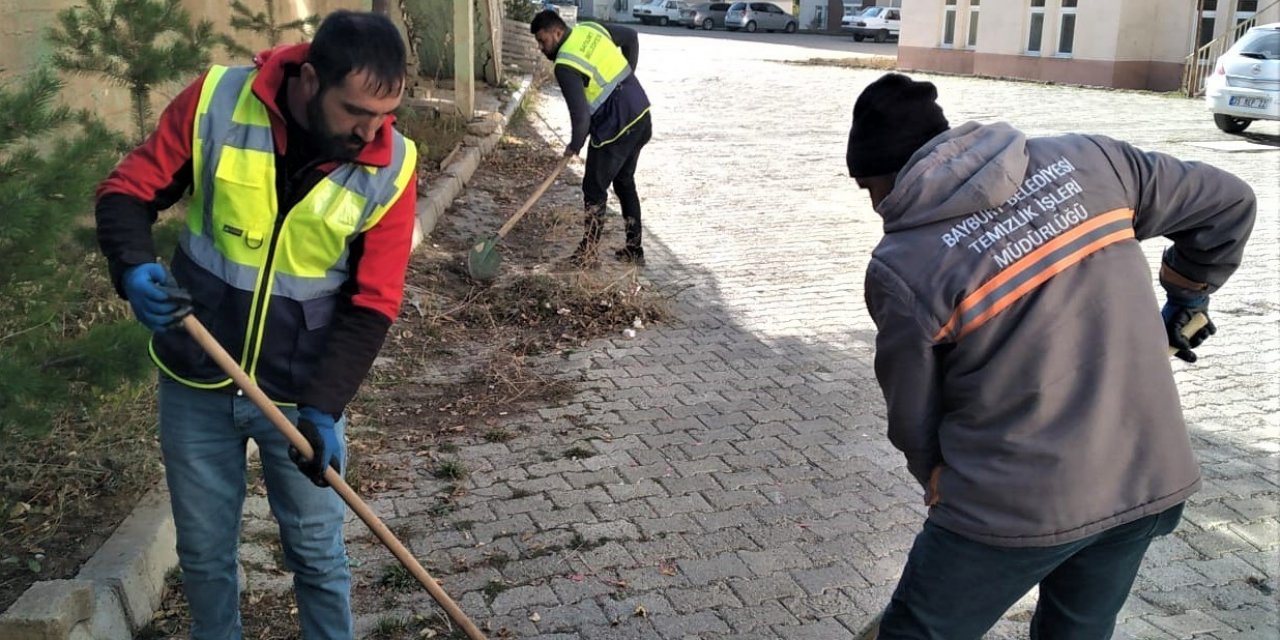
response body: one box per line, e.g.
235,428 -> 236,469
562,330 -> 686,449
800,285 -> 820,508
968,0 -> 981,48
1237,0 -> 1258,24
1198,0 -> 1218,48
943,0 -> 957,46
1058,0 -> 1077,55
1028,0 -> 1046,54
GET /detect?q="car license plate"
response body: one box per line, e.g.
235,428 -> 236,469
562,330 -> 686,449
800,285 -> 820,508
1229,95 -> 1271,110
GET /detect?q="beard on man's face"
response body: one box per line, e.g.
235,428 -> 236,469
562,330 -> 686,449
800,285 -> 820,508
539,32 -> 561,61
305,90 -> 366,161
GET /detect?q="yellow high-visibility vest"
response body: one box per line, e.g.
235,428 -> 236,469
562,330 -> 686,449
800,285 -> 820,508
151,64 -> 416,395
555,22 -> 633,115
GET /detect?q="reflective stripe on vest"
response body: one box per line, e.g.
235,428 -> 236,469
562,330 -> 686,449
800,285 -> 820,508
555,22 -> 633,114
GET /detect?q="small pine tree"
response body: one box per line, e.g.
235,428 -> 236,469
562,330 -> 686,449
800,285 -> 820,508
228,0 -> 320,50
47,0 -> 229,143
0,68 -> 139,437
0,69 -> 123,284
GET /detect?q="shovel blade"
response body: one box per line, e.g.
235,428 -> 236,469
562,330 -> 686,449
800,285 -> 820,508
467,237 -> 502,281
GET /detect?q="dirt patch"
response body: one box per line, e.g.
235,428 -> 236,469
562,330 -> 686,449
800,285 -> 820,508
396,104 -> 468,183
786,55 -> 898,71
134,102 -> 672,639
139,569 -> 300,640
348,114 -> 669,452
0,264 -> 166,612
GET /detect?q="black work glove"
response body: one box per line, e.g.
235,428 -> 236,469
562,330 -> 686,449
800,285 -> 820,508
288,406 -> 342,487
1161,294 -> 1216,363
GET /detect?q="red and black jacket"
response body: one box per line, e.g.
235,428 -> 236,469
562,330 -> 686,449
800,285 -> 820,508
96,44 -> 417,414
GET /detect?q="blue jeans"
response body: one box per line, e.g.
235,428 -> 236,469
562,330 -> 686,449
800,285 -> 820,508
159,377 -> 351,640
878,503 -> 1185,640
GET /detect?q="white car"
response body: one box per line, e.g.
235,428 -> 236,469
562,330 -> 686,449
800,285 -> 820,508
840,5 -> 865,31
1205,22 -> 1280,133
633,0 -> 685,26
845,5 -> 901,43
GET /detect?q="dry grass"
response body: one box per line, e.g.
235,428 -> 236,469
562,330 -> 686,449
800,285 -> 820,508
395,104 -> 469,174
787,55 -> 899,71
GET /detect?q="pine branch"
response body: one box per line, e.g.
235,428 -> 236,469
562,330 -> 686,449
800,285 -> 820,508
0,69 -> 73,149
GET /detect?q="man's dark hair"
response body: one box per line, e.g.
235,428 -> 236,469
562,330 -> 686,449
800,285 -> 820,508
530,9 -> 567,34
306,10 -> 406,96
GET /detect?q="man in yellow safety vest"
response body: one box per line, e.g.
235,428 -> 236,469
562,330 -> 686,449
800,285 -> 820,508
95,11 -> 417,638
532,10 -> 653,266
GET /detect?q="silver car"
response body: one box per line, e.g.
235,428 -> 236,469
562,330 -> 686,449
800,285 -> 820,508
1204,22 -> 1280,133
680,2 -> 732,30
725,1 -> 797,33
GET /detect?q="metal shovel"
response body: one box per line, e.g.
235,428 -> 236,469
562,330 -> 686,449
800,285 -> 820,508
467,155 -> 572,282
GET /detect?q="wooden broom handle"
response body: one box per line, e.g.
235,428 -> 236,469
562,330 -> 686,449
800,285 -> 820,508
180,316 -> 488,640
1170,312 -> 1209,358
496,155 -> 572,239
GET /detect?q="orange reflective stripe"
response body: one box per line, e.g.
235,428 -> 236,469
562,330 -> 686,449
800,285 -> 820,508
934,208 -> 1135,342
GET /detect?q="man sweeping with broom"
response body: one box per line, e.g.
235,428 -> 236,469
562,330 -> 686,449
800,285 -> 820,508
95,11 -> 417,638
531,10 -> 653,267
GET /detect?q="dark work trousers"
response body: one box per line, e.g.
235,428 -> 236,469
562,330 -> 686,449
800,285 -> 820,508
877,502 -> 1185,640
581,113 -> 652,251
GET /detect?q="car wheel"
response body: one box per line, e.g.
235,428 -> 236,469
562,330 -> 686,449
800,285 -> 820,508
874,29 -> 888,43
1214,113 -> 1253,134
785,21 -> 796,33
703,18 -> 714,30
746,20 -> 757,32
658,16 -> 669,26
853,34 -> 864,41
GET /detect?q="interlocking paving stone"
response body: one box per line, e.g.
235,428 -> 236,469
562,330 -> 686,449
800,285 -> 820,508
224,27 -> 1278,639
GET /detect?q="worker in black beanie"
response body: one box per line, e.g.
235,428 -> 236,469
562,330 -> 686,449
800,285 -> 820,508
846,72 -> 950,180
848,73 -> 1255,638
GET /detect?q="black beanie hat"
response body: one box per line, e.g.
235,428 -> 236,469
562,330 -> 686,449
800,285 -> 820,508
846,73 -> 950,178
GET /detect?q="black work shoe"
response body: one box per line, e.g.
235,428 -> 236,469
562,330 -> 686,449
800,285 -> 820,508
564,245 -> 600,269
614,246 -> 645,266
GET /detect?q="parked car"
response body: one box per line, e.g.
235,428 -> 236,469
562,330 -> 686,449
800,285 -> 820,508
633,0 -> 685,26
840,5 -> 866,31
846,5 -> 901,42
680,2 -> 732,30
1205,22 -> 1280,133
725,2 -> 797,33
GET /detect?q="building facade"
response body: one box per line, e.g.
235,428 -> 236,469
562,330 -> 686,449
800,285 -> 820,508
0,0 -> 364,123
898,0 -> 1280,91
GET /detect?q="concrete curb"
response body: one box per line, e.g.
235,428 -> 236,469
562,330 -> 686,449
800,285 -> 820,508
412,73 -> 538,249
0,75 -> 539,640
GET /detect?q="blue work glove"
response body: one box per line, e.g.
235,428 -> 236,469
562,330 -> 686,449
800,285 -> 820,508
1162,294 -> 1216,363
288,406 -> 342,487
122,263 -> 193,332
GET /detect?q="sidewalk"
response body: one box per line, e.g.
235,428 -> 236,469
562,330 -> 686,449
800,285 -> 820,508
0,75 -> 537,640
